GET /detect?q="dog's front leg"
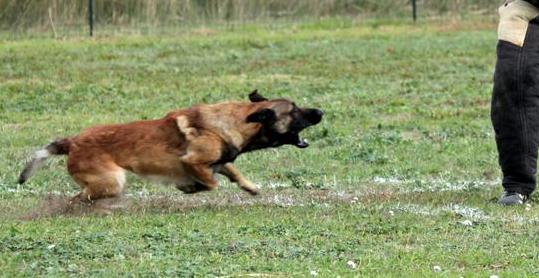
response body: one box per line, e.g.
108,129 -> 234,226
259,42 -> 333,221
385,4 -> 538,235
181,163 -> 219,193
219,163 -> 259,195
179,135 -> 223,193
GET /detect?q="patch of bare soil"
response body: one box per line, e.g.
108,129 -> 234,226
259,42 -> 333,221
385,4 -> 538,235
16,188 -> 398,220
19,194 -> 134,220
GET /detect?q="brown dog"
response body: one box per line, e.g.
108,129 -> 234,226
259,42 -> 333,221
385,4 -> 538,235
18,91 -> 323,202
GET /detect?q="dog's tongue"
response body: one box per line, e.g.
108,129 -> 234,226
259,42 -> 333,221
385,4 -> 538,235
295,137 -> 309,148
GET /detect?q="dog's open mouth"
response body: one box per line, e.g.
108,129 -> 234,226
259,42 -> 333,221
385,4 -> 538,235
282,132 -> 309,148
293,134 -> 309,148
296,138 -> 309,148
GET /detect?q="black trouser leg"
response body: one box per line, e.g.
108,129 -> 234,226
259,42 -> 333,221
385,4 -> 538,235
492,17 -> 539,195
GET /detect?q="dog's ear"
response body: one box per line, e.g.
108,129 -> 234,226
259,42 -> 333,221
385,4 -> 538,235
246,108 -> 276,124
248,90 -> 268,102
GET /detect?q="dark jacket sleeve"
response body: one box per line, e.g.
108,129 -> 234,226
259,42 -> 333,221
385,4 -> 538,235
524,0 -> 539,9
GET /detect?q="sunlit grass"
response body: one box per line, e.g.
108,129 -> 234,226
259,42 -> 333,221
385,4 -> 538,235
1,20 -> 534,276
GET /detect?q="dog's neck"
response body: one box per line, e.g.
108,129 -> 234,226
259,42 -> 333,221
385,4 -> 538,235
167,101 -> 268,151
200,102 -> 268,150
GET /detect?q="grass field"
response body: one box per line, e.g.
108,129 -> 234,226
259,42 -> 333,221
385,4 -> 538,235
2,19 -> 539,276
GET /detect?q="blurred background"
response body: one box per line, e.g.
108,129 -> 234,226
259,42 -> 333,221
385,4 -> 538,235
0,0 -> 499,37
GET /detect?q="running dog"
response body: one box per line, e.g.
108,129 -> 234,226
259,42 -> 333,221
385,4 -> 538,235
18,90 -> 323,203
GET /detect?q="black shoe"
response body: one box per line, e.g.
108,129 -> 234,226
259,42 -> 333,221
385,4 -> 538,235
498,191 -> 528,205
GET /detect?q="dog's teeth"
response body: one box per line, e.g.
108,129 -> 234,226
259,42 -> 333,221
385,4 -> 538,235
295,137 -> 309,148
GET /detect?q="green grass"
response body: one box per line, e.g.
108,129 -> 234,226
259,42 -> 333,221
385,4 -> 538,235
1,19 -> 537,276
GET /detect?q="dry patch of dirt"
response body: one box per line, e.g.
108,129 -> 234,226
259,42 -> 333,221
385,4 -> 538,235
13,188 -> 399,220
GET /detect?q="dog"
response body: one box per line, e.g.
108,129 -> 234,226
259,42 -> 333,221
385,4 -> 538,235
18,90 -> 323,203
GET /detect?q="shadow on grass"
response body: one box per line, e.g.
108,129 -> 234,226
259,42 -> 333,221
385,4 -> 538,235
11,186 -> 500,220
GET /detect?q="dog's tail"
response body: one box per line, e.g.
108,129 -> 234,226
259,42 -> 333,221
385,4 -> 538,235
18,138 -> 72,184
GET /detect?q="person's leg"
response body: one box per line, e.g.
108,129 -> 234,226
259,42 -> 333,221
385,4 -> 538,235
492,0 -> 539,204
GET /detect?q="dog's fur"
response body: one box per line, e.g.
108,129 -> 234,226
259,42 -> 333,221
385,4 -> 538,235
18,91 -> 323,203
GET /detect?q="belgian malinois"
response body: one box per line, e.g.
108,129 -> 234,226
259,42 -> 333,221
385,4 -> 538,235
18,90 -> 323,203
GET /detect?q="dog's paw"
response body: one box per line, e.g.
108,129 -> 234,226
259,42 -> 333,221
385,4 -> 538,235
241,185 -> 259,196
177,182 -> 208,194
176,183 -> 196,194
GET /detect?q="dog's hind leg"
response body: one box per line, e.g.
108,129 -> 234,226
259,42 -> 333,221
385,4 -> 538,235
68,168 -> 126,215
218,163 -> 258,195
69,167 -> 126,204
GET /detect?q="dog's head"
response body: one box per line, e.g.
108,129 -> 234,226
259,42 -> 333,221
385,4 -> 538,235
244,90 -> 323,151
